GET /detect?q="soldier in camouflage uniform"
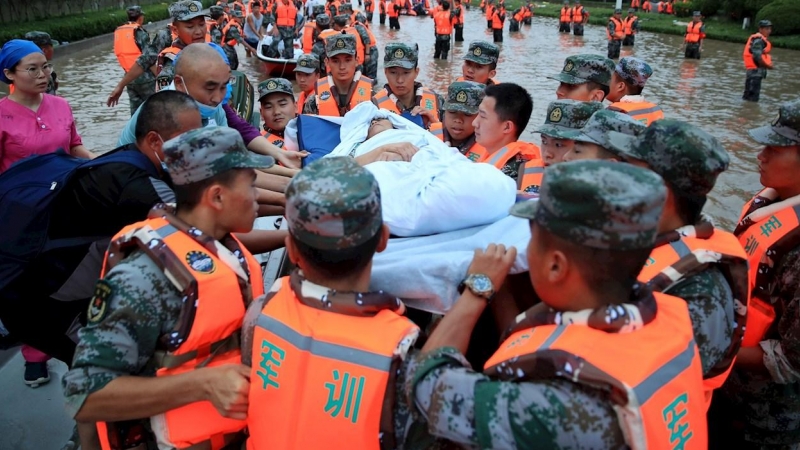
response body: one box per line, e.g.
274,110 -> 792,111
62,127 -> 275,449
534,99 -> 603,166
311,14 -> 331,71
269,0 -> 299,59
242,156 -> 422,448
711,100 -> 800,449
561,109 -> 646,161
407,159 -> 708,449
209,5 -> 227,44
459,41 -> 500,86
353,12 -> 378,80
257,78 -> 296,147
372,43 -> 441,128
303,33 -> 374,116
23,31 -> 58,95
224,9 -> 257,70
549,53 -> 614,102
435,80 -> 485,155
743,19 -> 774,103
113,6 -> 158,114
606,120 -> 749,389
607,8 -> 624,59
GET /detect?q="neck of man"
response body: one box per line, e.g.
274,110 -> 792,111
332,74 -> 354,94
303,263 -> 373,293
483,135 -> 517,154
9,89 -> 44,109
176,206 -> 228,241
394,89 -> 416,109
657,197 -> 689,235
776,184 -> 800,202
553,283 -> 628,312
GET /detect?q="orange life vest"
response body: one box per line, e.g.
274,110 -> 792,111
302,21 -> 317,53
642,0 -> 651,11
559,5 -> 571,22
743,32 -> 773,70
607,17 -> 624,40
373,86 -> 440,118
275,1 -> 298,26
365,0 -> 375,12
657,1 -> 665,12
315,75 -> 374,116
318,28 -> 339,43
428,123 -> 482,152
685,21 -> 704,43
355,22 -> 378,50
571,5 -> 585,22
222,21 -> 244,46
456,75 -> 498,86
114,23 -> 143,72
638,229 -> 750,406
95,216 -> 263,450
434,9 -> 454,34
297,90 -> 311,114
465,141 -> 541,169
158,45 -> 185,74
484,292 -> 708,450
491,7 -> 504,28
388,0 -> 400,18
631,0 -> 640,7
522,5 -> 532,18
343,27 -> 366,64
735,190 -> 800,347
666,1 -> 674,13
517,158 -> 545,194
379,0 -> 387,14
485,3 -> 495,20
607,101 -> 664,125
260,129 -> 286,148
246,276 -> 418,450
623,15 -> 638,34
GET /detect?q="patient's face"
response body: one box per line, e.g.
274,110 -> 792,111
443,110 -> 477,142
367,117 -> 393,139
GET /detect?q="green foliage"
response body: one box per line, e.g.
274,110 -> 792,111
692,0 -> 723,16
673,1 -> 696,17
756,0 -> 800,36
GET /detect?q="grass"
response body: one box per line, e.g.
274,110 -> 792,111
505,1 -> 800,49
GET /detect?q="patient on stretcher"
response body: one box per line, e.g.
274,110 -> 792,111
350,117 -> 421,164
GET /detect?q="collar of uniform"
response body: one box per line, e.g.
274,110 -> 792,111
384,81 -> 424,112
619,94 -> 647,103
288,269 -> 405,316
262,126 -> 286,138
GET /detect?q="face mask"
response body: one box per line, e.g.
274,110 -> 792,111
172,75 -> 222,121
155,135 -> 169,173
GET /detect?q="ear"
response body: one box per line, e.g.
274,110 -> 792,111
503,120 -> 515,136
590,89 -> 606,102
488,68 -> 497,79
145,131 -> 165,158
285,234 -> 301,265
3,69 -> 14,84
375,223 -> 391,253
203,183 -> 227,212
547,249 -> 570,284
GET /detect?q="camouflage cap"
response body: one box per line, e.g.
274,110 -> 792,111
614,8 -> 621,13
464,41 -> 499,65
163,126 -> 275,185
294,54 -> 320,73
313,5 -> 326,15
316,13 -> 331,26
356,12 -> 367,22
759,19 -> 772,28
627,7 -> 635,13
443,81 -> 485,115
510,160 -> 666,250
326,32 -> 357,57
692,10 -> 701,16
209,5 -> 225,16
748,99 -> 800,147
534,100 -> 604,139
127,5 -> 145,17
562,109 -> 646,150
333,14 -> 349,25
169,0 -> 208,21
615,57 -> 653,88
548,54 -> 615,87
231,9 -> 244,18
384,43 -> 418,69
23,31 -> 53,48
607,119 -> 729,199
286,157 -> 382,250
258,78 -> 294,101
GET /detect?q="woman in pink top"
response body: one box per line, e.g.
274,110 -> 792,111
0,39 -> 93,173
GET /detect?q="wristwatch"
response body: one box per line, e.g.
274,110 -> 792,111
458,274 -> 495,302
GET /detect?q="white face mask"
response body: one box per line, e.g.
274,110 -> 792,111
154,134 -> 169,173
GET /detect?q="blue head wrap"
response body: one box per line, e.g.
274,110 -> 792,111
0,39 -> 44,84
173,43 -> 233,104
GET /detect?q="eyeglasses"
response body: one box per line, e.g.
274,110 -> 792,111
17,63 -> 54,78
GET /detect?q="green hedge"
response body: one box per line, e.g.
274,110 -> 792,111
0,0 -> 214,46
756,0 -> 800,36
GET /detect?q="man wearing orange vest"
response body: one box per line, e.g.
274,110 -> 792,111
364,0 -> 375,21
63,127 -> 278,450
388,0 -> 402,29
113,6 -> 155,114
606,120 -> 749,407
379,0 -> 387,25
353,13 -> 379,78
684,11 -> 705,59
631,0 -> 640,11
257,78 -> 296,149
430,81 -> 486,156
472,83 -> 539,182
642,0 -> 651,12
711,100 -> 800,449
373,43 -> 441,128
606,57 -> 664,125
490,2 -> 505,42
550,54 -> 615,102
743,20 -> 774,103
485,0 -> 495,29
453,0 -> 466,41
558,0 -> 571,33
622,7 -> 639,46
532,99 -> 601,168
331,14 -> 365,70
294,54 -> 320,114
458,40 -> 500,85
607,8 -> 624,59
301,5 -> 323,53
243,156 -> 420,449
570,0 -> 588,36
406,159 -> 707,449
561,109 -> 646,162
303,33 -> 374,116
310,13 -> 333,69
432,1 -> 456,59
223,10 -> 257,70
208,5 -> 227,44
522,0 -> 534,24
269,0 -> 299,59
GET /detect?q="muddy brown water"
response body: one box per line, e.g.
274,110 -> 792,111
4,10 -> 800,228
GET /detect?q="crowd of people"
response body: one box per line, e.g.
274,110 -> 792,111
0,0 -> 797,449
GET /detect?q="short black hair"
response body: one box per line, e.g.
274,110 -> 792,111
536,225 -> 651,301
484,83 -> 533,139
292,227 -> 382,278
670,182 -> 705,226
173,168 -> 249,211
442,1 -> 450,9
586,81 -> 610,99
134,90 -> 199,142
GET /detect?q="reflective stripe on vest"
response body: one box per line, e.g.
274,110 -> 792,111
429,123 -> 444,139
260,130 -> 286,148
685,22 -> 704,43
158,45 -> 184,73
113,23 -> 143,72
276,2 -> 298,26
638,231 -> 750,403
484,293 -> 707,450
316,76 -> 373,117
743,33 -> 772,70
608,101 -> 665,125
247,278 -> 418,449
96,217 -> 264,450
607,17 -> 624,40
518,158 -> 545,193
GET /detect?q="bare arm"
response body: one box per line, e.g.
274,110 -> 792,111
235,229 -> 288,254
256,170 -> 291,193
107,64 -> 146,107
247,136 -> 306,168
71,145 -> 95,159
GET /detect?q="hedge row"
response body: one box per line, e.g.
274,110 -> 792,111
0,0 -> 214,47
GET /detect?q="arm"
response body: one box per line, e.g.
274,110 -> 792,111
232,26 -> 258,53
107,64 -> 146,107
235,229 -> 288,254
750,38 -> 773,69
71,145 -> 94,159
222,104 -> 305,168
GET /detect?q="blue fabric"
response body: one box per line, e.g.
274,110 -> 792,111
0,39 -> 43,84
400,110 -> 425,128
296,115 -> 342,167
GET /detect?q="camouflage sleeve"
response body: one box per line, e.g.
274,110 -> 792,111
269,4 -> 278,24
666,266 -> 734,376
406,347 -> 625,449
762,247 -> 800,384
607,20 -> 615,33
157,57 -> 177,82
302,94 -> 319,114
633,18 -> 640,31
135,38 -> 161,72
61,251 -> 182,418
229,26 -> 247,45
134,27 -> 151,52
355,24 -> 371,46
750,37 -> 766,66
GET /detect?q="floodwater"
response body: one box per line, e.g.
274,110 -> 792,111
10,9 -> 800,228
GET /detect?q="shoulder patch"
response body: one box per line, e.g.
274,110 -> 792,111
87,280 -> 113,323
186,250 -> 216,273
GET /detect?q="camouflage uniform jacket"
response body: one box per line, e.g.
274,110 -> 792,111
225,22 -> 248,46
352,22 -> 372,49
156,38 -> 188,85
302,75 -> 375,115
723,244 -> 800,444
499,154 -> 526,181
133,26 -> 168,78
209,20 -> 225,45
130,25 -> 156,86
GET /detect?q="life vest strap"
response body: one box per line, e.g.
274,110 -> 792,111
154,332 -> 241,370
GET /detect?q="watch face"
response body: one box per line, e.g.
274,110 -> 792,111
471,275 -> 492,293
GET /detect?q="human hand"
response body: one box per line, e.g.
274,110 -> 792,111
410,106 -> 438,126
276,149 -> 308,169
202,364 -> 250,420
376,151 -> 405,162
466,244 -> 517,289
378,142 -> 419,161
107,86 -> 124,107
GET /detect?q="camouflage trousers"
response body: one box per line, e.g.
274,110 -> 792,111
623,33 -> 635,46
269,26 -> 295,59
379,13 -> 386,24
559,21 -> 571,32
743,68 -> 766,102
126,74 -> 156,116
434,34 -> 451,59
364,47 -> 379,79
223,44 -> 240,70
509,19 -> 520,32
685,43 -> 701,59
608,39 -> 621,59
573,23 -> 584,35
454,24 -> 464,41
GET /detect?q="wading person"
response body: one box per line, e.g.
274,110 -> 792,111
742,19 -> 774,103
113,6 -> 155,114
606,57 -> 664,125
607,8 -> 624,59
684,11 -> 705,59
